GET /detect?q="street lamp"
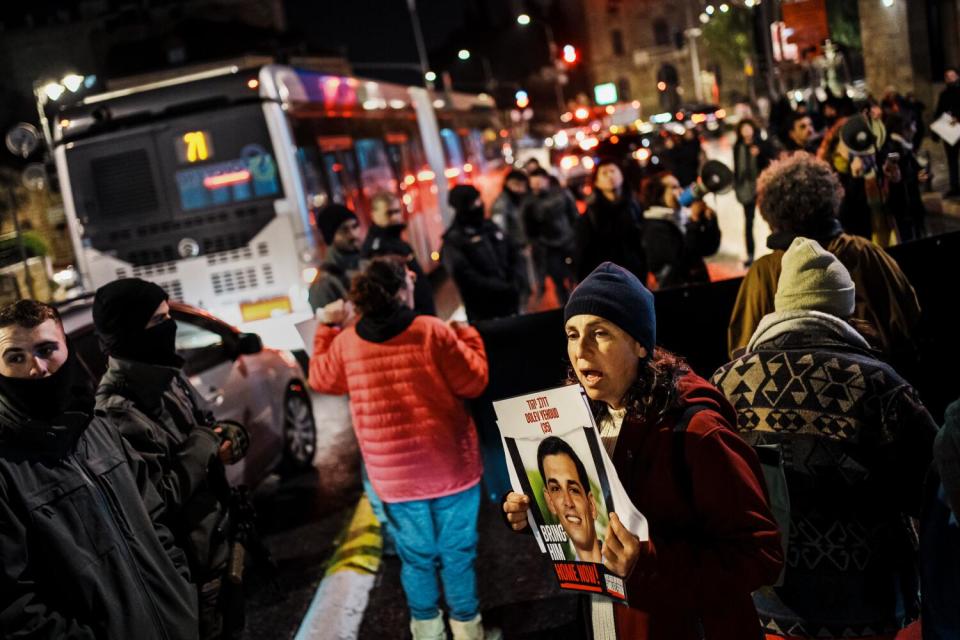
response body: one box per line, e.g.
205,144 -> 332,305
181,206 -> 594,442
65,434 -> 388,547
517,13 -> 531,26
425,70 -> 437,82
458,49 -> 471,61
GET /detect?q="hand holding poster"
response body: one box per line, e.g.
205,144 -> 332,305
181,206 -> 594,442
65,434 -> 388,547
494,384 -> 648,603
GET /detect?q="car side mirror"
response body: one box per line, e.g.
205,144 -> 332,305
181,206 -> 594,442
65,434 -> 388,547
236,332 -> 263,356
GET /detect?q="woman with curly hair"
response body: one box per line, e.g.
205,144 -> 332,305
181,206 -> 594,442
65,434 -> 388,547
308,257 -> 495,640
503,262 -> 783,640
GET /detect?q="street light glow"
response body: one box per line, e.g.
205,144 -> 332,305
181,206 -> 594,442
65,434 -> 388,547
458,49 -> 471,61
42,82 -> 65,101
425,70 -> 437,82
699,12 -> 710,23
706,5 -> 715,15
62,74 -> 84,92
720,3 -> 730,12
517,14 -> 531,25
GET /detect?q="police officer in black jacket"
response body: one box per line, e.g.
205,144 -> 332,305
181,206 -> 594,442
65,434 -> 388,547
0,300 -> 197,639
441,184 -> 521,322
93,279 -> 248,640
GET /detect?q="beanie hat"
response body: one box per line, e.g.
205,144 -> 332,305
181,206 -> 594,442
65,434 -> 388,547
775,237 -> 855,317
93,278 -> 169,356
564,262 -> 656,355
448,184 -> 480,213
316,204 -> 358,245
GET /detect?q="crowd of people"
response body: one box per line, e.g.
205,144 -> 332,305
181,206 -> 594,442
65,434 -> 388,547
302,125 -> 957,639
3,72 -> 960,640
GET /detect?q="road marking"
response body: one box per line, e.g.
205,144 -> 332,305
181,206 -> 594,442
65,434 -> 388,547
294,495 -> 382,640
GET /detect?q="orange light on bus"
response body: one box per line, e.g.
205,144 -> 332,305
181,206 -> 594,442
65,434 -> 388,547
715,108 -> 727,119
247,78 -> 259,90
560,155 -> 580,171
692,113 -> 707,124
417,169 -> 436,181
203,170 -> 251,189
403,174 -> 416,186
444,168 -> 461,179
463,163 -> 473,173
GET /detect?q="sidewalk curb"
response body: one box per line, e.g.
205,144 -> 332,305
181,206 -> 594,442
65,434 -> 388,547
294,495 -> 382,640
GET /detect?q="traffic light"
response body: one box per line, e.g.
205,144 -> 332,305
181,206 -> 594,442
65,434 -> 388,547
562,45 -> 578,64
515,90 -> 530,109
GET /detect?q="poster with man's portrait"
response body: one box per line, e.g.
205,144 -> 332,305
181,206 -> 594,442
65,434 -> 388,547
494,384 -> 648,603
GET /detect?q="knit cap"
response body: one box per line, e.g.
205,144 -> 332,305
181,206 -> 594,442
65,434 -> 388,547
316,204 -> 358,245
564,262 -> 656,355
775,237 -> 855,317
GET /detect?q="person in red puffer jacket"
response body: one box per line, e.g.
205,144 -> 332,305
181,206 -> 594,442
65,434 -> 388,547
309,257 -> 495,640
503,262 -> 783,640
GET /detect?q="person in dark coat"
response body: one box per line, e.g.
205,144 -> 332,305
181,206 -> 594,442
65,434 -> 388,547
883,112 -> 928,241
309,204 -> 363,312
441,184 -> 521,322
523,168 -> 579,305
733,119 -> 776,264
638,171 -> 721,289
574,160 -> 647,283
503,262 -> 783,640
491,170 -> 535,310
0,300 -> 197,639
361,192 -> 436,316
93,279 -> 248,640
934,67 -> 960,198
714,238 -> 936,639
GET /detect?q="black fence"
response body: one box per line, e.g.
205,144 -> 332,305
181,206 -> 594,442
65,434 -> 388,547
472,230 -> 960,501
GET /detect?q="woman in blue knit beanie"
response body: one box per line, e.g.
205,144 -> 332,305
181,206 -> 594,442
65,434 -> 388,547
503,262 -> 783,640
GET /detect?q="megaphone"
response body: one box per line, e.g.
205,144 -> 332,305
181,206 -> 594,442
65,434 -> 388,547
840,115 -> 878,155
700,159 -> 734,194
679,160 -> 734,207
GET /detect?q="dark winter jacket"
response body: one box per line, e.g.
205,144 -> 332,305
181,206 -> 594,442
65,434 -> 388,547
713,310 -> 936,638
610,372 -> 783,639
308,245 -> 361,311
0,396 -> 197,639
490,190 -> 530,247
441,219 -> 520,322
96,357 -> 230,582
934,83 -> 960,122
361,223 -> 437,316
574,193 -> 647,283
642,205 -> 720,289
522,188 -> 579,252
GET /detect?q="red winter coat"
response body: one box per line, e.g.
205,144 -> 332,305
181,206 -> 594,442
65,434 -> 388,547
308,316 -> 488,503
612,372 -> 783,640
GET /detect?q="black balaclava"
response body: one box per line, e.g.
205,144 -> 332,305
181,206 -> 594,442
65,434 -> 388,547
93,278 -> 183,367
449,184 -> 484,227
0,348 -> 81,422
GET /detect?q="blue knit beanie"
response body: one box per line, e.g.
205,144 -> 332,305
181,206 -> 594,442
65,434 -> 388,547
564,262 -> 656,355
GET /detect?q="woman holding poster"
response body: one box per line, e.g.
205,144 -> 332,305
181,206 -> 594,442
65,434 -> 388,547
503,262 -> 783,640
309,257 -> 495,640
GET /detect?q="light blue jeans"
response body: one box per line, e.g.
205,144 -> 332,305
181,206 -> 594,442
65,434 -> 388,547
384,483 -> 481,621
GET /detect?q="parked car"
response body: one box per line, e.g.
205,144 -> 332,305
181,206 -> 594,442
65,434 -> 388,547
57,296 -> 318,488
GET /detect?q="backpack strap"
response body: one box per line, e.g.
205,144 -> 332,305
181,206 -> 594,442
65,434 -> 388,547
671,404 -> 712,509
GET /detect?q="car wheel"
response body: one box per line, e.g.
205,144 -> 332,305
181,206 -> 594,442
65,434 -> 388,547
283,383 -> 316,470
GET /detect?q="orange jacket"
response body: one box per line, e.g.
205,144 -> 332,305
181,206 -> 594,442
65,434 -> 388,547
309,316 -> 488,502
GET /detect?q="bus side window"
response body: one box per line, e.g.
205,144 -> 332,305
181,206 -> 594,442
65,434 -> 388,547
439,128 -> 466,183
321,150 -> 362,220
355,138 -> 399,207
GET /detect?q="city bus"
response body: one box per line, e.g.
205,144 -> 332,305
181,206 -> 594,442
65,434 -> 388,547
52,63 -> 501,348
